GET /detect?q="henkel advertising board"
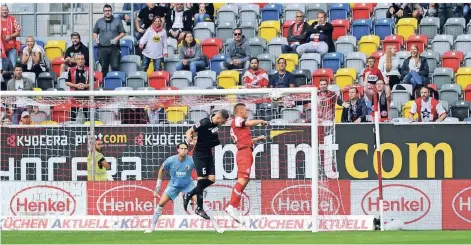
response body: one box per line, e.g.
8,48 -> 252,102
351,180 -> 442,230
1,182 -> 87,216
442,180 -> 471,229
86,180 -> 173,216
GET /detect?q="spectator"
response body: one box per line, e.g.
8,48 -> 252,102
118,3 -> 146,26
1,5 -> 21,66
341,87 -> 368,123
378,46 -> 401,88
61,32 -> 90,73
269,58 -> 295,88
139,16 -> 168,72
408,87 -> 447,122
401,44 -> 429,90
1,48 -> 14,88
222,28 -> 251,71
7,64 -> 34,91
1,105 -> 12,126
190,3 -> 214,25
387,4 -> 421,22
176,32 -> 205,78
65,53 -> 90,122
317,78 -> 337,121
21,36 -> 47,77
93,4 -> 126,77
424,3 -> 438,17
147,106 -> 166,124
242,57 -> 269,88
19,111 -> 33,125
281,11 -> 309,54
165,3 -> 193,42
135,3 -> 169,41
370,78 -> 392,122
297,11 -> 334,56
363,56 -> 384,85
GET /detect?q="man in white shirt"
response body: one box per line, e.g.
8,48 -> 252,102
7,65 -> 34,91
409,87 -> 447,122
165,3 -> 193,42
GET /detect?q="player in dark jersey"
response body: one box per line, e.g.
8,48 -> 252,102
183,109 -> 230,219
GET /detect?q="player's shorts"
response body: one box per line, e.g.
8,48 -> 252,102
236,147 -> 253,179
193,151 -> 215,177
163,181 -> 196,200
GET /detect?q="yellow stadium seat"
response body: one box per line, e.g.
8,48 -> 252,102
402,100 -> 418,120
259,21 -> 281,42
456,67 -> 471,90
39,120 -> 59,125
308,20 -> 316,26
358,35 -> 380,56
84,121 -> 104,125
218,70 -> 240,89
166,106 -> 188,124
44,40 -> 66,61
396,18 -> 418,40
350,3 -> 355,9
335,104 -> 343,123
147,60 -> 155,77
278,53 -> 299,72
214,3 -> 225,12
334,68 -> 357,90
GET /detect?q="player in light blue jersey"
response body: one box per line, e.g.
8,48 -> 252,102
145,142 -> 196,233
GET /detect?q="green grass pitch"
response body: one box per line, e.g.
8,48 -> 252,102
1,231 -> 470,244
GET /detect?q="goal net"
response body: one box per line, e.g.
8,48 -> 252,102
0,88 -> 373,232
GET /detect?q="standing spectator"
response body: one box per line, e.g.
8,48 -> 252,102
424,3 -> 438,17
296,11 -> 334,56
60,32 -> 90,73
341,87 -> 368,123
19,111 -> 33,125
1,5 -> 21,66
378,46 -> 401,88
190,3 -> 214,25
135,3 -> 168,41
317,78 -> 337,121
408,87 -> 447,122
281,11 -> 309,54
147,106 -> 166,124
21,36 -> 47,77
269,58 -> 295,88
93,4 -> 126,77
176,32 -> 205,78
165,3 -> 193,42
401,44 -> 429,90
363,56 -> 384,85
7,64 -> 34,91
117,3 -> 146,26
65,54 -> 90,121
370,78 -> 392,122
242,58 -> 269,88
139,16 -> 168,72
1,47 -> 14,88
222,28 -> 251,71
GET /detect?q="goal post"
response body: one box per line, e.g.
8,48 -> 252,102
0,88 -> 374,232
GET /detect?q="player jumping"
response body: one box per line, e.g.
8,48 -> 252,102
145,142 -> 196,233
225,103 -> 268,223
183,110 -> 230,219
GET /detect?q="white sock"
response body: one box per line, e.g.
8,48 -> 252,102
151,205 -> 163,229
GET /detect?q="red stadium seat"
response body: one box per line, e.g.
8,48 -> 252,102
332,19 -> 350,41
342,84 -> 364,101
51,57 -> 64,78
94,71 -> 103,88
312,68 -> 334,87
51,103 -> 71,123
201,38 -> 223,59
371,51 -> 384,69
383,35 -> 404,52
465,84 -> 471,102
406,34 -> 428,53
256,3 -> 267,8
427,83 -> 439,99
352,3 -> 372,20
149,71 -> 170,90
442,51 -> 464,73
282,20 -> 295,38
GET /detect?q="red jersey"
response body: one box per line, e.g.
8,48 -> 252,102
230,117 -> 252,150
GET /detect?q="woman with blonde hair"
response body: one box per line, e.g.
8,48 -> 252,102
401,44 -> 429,90
378,46 -> 401,88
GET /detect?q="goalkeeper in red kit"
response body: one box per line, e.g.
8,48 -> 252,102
225,103 -> 269,223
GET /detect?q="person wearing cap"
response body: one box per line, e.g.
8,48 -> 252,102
19,111 -> 34,125
60,32 -> 90,73
7,64 -> 34,91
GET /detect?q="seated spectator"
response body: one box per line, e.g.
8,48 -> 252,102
281,11 -> 309,54
1,48 -> 14,90
147,106 -> 166,124
242,58 -> 269,88
378,46 -> 401,88
401,44 -> 429,90
176,32 -> 205,78
61,32 -> 90,73
165,3 -> 193,42
139,16 -> 168,72
408,87 -> 447,122
369,78 -> 392,122
7,64 -> 34,91
269,58 -> 295,88
135,3 -> 169,40
221,28 -> 251,71
190,3 -> 214,25
363,56 -> 384,85
21,36 -> 47,77
387,4 -> 422,23
296,11 -> 334,56
1,5 -> 21,66
317,78 -> 337,121
19,111 -> 34,125
1,105 -> 12,126
117,3 -> 146,26
65,53 -> 89,122
341,87 -> 368,123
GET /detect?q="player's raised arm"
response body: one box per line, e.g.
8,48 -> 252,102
244,119 -> 269,127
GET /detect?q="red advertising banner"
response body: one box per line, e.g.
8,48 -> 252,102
260,180 -> 350,215
442,180 -> 471,229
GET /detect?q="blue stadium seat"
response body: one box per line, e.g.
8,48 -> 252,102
261,4 -> 283,21
329,3 -> 350,21
210,54 -> 227,76
352,19 -> 373,41
374,18 -> 394,40
119,39 -> 134,56
104,71 -> 126,90
322,52 -> 344,74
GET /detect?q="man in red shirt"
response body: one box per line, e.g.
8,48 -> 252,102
242,58 -> 269,88
363,56 -> 384,85
408,87 -> 447,122
225,103 -> 269,223
1,5 -> 21,65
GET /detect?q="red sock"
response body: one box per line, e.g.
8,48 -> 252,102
229,182 -> 245,208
